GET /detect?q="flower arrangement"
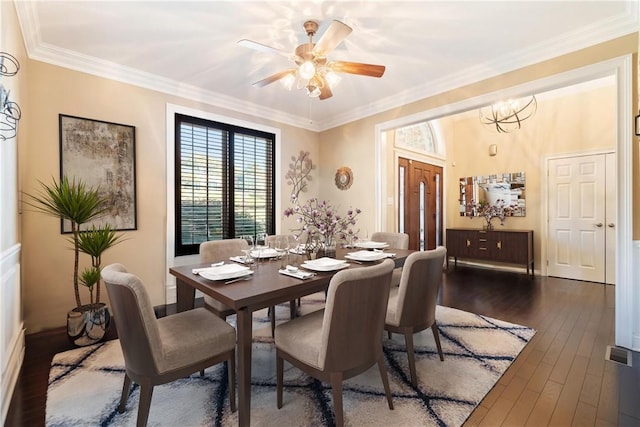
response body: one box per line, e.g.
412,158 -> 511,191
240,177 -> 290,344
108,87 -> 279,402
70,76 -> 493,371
283,196 -> 361,251
467,198 -> 518,230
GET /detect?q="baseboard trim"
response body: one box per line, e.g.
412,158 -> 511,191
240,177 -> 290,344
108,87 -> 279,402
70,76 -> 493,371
448,259 -> 536,276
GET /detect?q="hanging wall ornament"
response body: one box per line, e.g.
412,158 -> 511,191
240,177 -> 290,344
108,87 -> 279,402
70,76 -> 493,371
335,166 -> 353,190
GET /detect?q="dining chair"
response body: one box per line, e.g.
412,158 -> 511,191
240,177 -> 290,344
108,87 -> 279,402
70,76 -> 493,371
101,263 -> 236,427
200,238 -> 293,337
370,231 -> 409,286
384,246 -> 447,387
200,238 -> 249,319
275,259 -> 395,427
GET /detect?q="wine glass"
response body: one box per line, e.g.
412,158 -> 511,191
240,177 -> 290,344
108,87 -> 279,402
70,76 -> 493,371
287,235 -> 298,266
255,233 -> 267,262
274,235 -> 289,269
241,235 -> 254,265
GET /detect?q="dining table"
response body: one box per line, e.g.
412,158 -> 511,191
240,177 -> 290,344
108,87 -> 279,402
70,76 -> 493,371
169,246 -> 415,427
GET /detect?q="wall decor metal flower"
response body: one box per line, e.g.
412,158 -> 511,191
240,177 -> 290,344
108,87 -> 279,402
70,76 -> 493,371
285,150 -> 315,199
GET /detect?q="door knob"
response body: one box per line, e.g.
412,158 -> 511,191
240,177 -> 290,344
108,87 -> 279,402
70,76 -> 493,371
607,223 -> 615,228
594,223 -> 603,228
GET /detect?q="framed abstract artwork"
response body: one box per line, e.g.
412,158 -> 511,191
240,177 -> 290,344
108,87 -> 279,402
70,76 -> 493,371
59,114 -> 137,232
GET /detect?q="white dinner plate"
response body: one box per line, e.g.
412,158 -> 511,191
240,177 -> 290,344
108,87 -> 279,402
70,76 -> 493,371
354,241 -> 390,249
301,257 -> 349,272
344,250 -> 388,262
251,247 -> 279,258
198,264 -> 253,281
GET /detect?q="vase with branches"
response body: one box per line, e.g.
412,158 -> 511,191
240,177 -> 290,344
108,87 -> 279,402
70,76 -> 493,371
467,198 -> 518,230
284,196 -> 361,258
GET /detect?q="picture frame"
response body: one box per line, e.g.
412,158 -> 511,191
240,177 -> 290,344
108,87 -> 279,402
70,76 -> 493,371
635,113 -> 640,136
59,114 -> 137,232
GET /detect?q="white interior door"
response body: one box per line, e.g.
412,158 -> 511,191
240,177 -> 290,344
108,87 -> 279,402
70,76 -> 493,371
547,154 -> 609,283
605,152 -> 616,284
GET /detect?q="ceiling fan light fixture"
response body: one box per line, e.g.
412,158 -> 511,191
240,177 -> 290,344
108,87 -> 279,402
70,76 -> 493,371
324,70 -> 341,89
279,72 -> 296,90
306,83 -> 321,97
299,61 -> 316,80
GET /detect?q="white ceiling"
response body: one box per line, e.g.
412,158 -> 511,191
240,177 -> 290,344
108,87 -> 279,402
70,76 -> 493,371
14,1 -> 639,131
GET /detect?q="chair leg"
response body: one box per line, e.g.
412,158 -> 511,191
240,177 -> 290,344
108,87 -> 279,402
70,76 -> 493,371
376,355 -> 394,410
228,351 -> 236,413
431,323 -> 444,361
200,369 -> 205,377
118,374 -> 132,413
387,330 -> 392,340
329,372 -> 344,427
136,381 -> 154,427
276,352 -> 284,409
404,331 -> 418,387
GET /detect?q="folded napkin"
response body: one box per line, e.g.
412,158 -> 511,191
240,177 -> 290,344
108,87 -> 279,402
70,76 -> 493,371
229,256 -> 250,264
278,269 -> 316,280
191,262 -> 225,274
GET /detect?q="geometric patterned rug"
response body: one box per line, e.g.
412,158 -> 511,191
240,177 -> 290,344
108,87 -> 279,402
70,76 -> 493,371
46,295 -> 535,426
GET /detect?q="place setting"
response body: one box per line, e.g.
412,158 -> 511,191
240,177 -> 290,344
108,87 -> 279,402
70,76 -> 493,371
191,262 -> 254,284
343,250 -> 391,263
299,257 -> 350,272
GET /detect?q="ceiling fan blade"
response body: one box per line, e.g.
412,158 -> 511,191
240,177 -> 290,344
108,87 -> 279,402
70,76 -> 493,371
329,61 -> 386,78
238,39 -> 291,58
313,20 -> 352,57
319,84 -> 333,100
252,69 -> 296,87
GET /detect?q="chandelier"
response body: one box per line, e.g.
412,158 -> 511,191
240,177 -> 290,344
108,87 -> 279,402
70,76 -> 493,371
479,95 -> 537,133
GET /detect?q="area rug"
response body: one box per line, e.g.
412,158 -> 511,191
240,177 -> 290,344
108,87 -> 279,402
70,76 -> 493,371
46,296 -> 535,426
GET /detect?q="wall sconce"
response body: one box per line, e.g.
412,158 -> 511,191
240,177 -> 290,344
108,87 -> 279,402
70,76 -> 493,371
489,144 -> 497,156
0,52 -> 21,142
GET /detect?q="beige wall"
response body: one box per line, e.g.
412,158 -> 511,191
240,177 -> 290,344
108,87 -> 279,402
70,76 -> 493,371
443,83 -> 615,265
21,61 -> 318,332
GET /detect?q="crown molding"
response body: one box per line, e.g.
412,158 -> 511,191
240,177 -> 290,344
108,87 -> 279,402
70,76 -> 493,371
320,2 -> 638,131
15,1 -> 638,133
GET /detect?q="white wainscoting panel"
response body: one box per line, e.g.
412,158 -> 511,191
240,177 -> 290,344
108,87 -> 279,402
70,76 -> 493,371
1,244 -> 24,425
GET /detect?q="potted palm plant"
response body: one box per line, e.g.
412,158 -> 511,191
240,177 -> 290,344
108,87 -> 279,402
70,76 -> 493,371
25,176 -> 125,345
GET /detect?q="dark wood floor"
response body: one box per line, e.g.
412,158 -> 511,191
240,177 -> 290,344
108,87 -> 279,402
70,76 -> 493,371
5,265 -> 639,426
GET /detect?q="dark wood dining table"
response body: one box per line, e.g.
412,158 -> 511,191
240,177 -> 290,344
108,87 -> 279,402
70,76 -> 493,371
169,247 -> 414,427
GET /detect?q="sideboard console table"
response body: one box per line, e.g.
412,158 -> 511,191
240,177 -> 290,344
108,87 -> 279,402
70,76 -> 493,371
446,228 -> 534,277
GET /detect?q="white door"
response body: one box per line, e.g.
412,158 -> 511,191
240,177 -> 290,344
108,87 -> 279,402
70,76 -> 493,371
604,153 -> 616,284
547,153 -> 612,283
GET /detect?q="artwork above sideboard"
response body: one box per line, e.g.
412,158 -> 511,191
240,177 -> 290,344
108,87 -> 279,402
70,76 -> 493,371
459,172 -> 526,217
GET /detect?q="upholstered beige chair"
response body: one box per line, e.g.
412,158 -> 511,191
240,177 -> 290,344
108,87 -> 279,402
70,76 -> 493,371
101,263 -> 236,427
200,238 -> 249,319
385,246 -> 447,387
275,259 -> 396,427
370,231 -> 409,286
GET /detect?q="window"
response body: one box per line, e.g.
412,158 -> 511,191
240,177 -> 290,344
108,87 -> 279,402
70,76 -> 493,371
175,114 -> 275,256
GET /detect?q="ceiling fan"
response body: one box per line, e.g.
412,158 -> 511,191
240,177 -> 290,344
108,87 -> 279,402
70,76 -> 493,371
238,20 -> 386,100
